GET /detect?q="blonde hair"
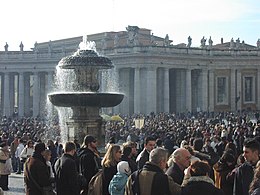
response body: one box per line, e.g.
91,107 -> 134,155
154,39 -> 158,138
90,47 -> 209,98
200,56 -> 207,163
102,144 -> 121,167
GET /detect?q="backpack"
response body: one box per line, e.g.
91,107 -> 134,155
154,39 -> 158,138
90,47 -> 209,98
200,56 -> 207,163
87,170 -> 103,195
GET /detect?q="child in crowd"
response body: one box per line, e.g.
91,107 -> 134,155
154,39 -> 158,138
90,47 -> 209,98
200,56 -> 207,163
108,161 -> 131,195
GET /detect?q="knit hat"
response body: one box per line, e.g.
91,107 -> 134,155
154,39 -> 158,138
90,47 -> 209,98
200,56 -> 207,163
117,161 -> 131,176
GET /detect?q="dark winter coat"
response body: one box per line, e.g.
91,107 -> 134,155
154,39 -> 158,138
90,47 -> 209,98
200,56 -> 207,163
78,147 -> 100,190
213,161 -> 235,195
24,153 -> 52,195
166,162 -> 184,185
234,162 -> 255,195
103,164 -> 117,195
136,149 -> 149,169
54,153 -> 81,195
182,176 -> 224,195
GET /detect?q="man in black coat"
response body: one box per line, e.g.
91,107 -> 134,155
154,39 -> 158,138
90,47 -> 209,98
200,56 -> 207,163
136,136 -> 156,169
166,148 -> 191,185
54,141 -> 81,195
24,143 -> 52,195
233,138 -> 260,195
78,135 -> 100,192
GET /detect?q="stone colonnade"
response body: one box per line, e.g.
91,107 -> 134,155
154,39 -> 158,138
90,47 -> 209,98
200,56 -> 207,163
0,71 -> 54,118
112,66 -> 260,115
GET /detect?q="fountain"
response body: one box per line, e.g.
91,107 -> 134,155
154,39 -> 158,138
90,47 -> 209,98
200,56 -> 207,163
48,41 -> 124,145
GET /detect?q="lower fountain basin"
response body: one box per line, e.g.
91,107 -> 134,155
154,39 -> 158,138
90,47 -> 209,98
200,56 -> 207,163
48,92 -> 124,107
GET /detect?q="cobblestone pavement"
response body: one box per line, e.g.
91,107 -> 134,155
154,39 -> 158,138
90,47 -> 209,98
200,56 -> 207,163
5,173 -> 25,195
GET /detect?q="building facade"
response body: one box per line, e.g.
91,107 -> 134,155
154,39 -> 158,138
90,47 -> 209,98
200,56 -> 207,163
1,26 -> 260,117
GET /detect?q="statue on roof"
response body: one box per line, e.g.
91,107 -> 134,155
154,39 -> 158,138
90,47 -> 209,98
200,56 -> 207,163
150,33 -> 155,45
19,42 -> 24,52
208,36 -> 213,48
34,42 -> 39,53
236,38 -> 240,48
4,42 -> 8,52
48,41 -> 52,53
257,39 -> 260,49
164,34 -> 170,46
230,38 -> 235,49
200,36 -> 206,48
187,36 -> 192,48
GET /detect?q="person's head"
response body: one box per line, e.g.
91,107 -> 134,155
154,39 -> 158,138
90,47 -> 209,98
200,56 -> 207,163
144,136 -> 156,152
47,139 -> 55,147
172,148 -> 191,171
34,142 -> 46,156
117,161 -> 131,176
193,138 -> 203,151
123,141 -> 137,157
64,141 -> 76,156
220,151 -> 236,167
102,144 -> 122,167
27,140 -> 34,148
42,149 -> 52,162
0,142 -> 8,150
180,140 -> 188,148
243,139 -> 260,165
149,147 -> 169,170
122,146 -> 132,158
83,135 -> 97,150
156,139 -> 163,147
190,161 -> 211,177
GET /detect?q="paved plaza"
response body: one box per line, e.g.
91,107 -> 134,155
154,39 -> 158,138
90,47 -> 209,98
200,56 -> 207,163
5,173 -> 25,195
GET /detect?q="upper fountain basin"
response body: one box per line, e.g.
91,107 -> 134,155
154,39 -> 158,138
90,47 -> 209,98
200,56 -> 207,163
48,92 -> 124,107
58,50 -> 113,69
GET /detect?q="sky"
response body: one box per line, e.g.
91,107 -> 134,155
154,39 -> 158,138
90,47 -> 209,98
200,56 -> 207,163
1,0 -> 260,51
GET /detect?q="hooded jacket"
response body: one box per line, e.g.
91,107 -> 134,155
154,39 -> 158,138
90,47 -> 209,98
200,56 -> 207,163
109,173 -> 129,195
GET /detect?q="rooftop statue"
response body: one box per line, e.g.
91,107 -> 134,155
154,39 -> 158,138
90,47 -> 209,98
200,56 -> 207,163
236,38 -> 240,48
4,42 -> 8,52
187,36 -> 192,48
164,34 -> 170,46
19,42 -> 24,52
200,36 -> 206,48
230,38 -> 235,49
257,39 -> 260,49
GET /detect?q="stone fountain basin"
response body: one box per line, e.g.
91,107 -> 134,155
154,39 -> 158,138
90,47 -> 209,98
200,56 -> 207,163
48,92 -> 124,107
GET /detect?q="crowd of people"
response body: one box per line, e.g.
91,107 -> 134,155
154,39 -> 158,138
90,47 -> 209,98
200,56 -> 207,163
0,111 -> 259,195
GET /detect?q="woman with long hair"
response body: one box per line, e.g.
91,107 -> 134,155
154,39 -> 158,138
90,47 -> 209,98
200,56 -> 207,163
102,144 -> 122,195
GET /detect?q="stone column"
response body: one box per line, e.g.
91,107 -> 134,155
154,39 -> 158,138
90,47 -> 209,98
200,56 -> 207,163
208,69 -> 215,112
231,69 -> 236,111
237,70 -> 242,111
164,68 -> 170,113
186,69 -> 192,112
9,74 -> 15,115
24,73 -> 31,116
146,67 -> 157,114
33,72 -> 40,117
18,72 -> 25,117
201,69 -> 208,111
134,67 -> 141,113
258,69 -> 260,110
3,73 -> 10,117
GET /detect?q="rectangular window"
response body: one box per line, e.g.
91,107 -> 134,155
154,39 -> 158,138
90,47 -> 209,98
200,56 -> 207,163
217,77 -> 227,104
245,77 -> 253,102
